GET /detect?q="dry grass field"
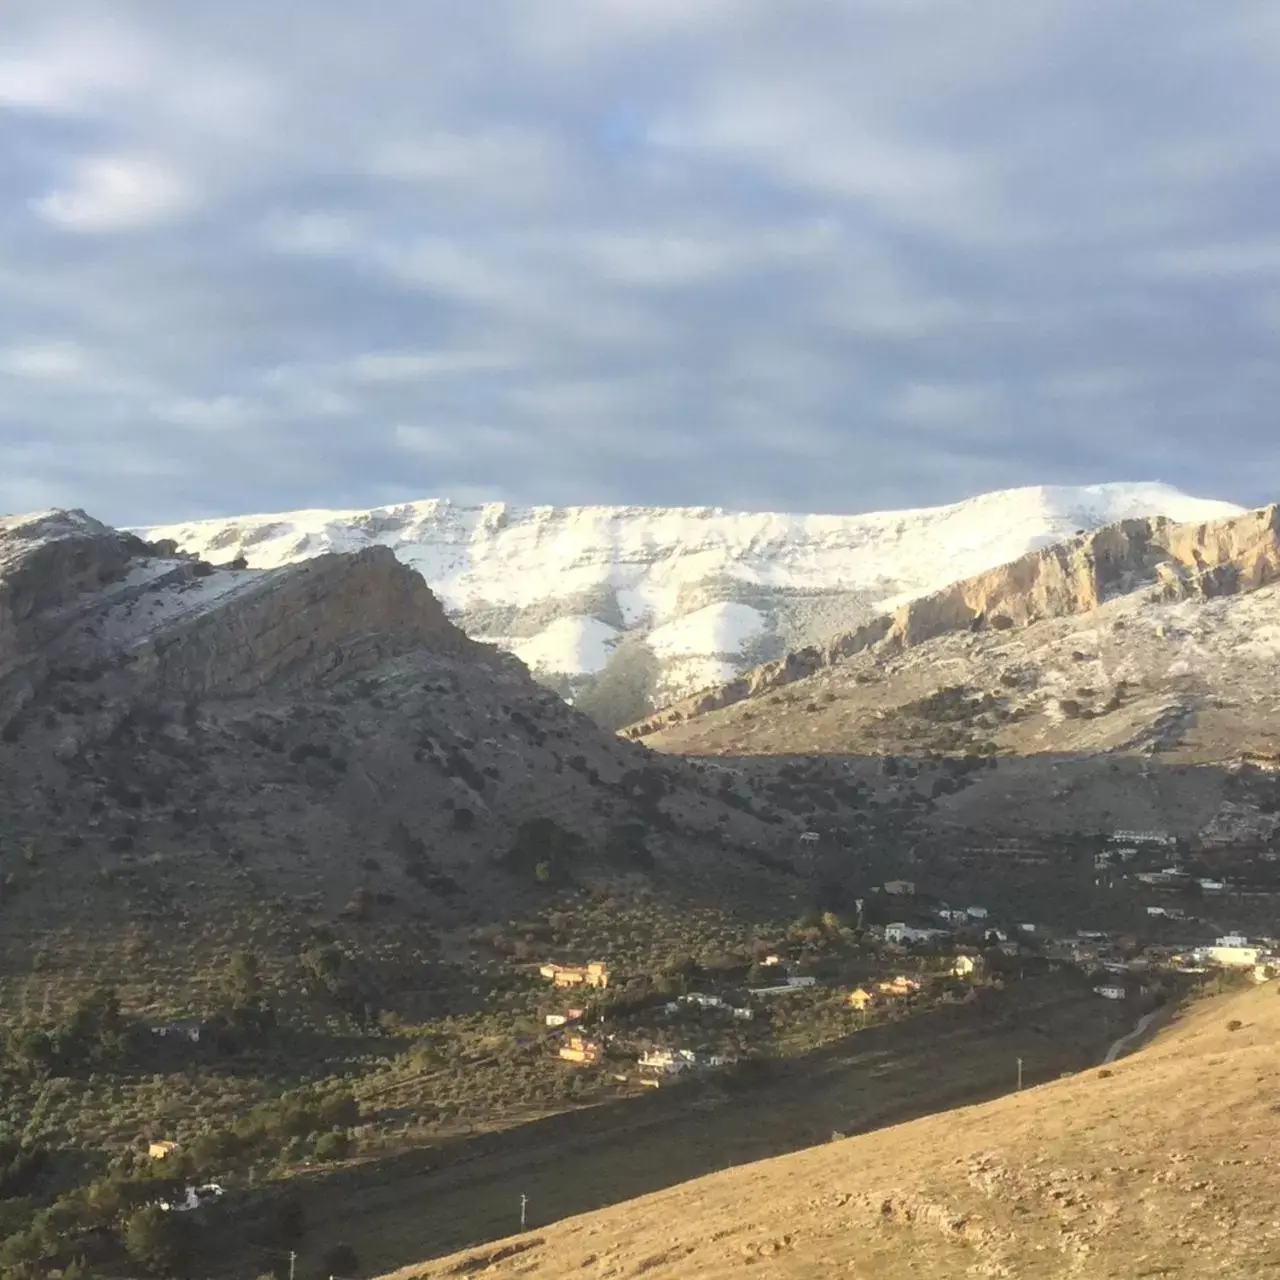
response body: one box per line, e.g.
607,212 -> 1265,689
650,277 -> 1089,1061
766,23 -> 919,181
377,981 -> 1280,1280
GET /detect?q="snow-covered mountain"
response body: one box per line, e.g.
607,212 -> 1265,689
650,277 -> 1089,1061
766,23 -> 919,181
141,483 -> 1243,726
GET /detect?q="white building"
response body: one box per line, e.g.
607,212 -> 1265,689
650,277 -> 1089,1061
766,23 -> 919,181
1094,985 -> 1127,1000
885,922 -> 948,944
1110,831 -> 1176,846
966,906 -> 989,920
786,975 -> 817,988
1217,933 -> 1249,947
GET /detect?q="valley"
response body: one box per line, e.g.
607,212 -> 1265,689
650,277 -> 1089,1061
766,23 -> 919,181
3,494 -> 1280,1278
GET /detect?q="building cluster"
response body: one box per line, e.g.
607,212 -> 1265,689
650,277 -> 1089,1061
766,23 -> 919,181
539,961 -> 610,989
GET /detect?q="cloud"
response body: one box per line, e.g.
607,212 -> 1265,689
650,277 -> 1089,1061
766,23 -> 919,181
0,340 -> 91,379
33,154 -> 194,231
0,1 -> 1278,525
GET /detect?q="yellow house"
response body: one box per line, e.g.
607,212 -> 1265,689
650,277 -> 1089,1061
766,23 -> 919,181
558,1035 -> 602,1065
1206,945 -> 1260,969
540,961 -> 611,989
950,954 -> 983,979
877,975 -> 921,998
847,987 -> 877,1011
148,1140 -> 179,1160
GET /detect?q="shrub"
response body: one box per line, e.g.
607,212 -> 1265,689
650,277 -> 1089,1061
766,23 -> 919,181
313,1131 -> 352,1162
123,1203 -> 193,1274
1227,1019 -> 1244,1032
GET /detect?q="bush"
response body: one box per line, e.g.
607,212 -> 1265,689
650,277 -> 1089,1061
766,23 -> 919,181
123,1204 -> 193,1275
313,1131 -> 352,1162
1227,1019 -> 1244,1032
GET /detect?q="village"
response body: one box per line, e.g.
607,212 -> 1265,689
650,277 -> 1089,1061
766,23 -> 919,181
530,826 -> 1280,1089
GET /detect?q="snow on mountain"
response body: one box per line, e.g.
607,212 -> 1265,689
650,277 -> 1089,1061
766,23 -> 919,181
141,482 -> 1243,724
500,616 -> 622,678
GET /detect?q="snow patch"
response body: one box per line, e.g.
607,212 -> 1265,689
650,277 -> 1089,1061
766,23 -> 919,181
648,602 -> 766,659
503,615 -> 622,676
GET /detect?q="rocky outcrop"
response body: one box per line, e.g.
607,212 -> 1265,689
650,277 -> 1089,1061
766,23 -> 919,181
131,547 -> 470,699
624,505 -> 1280,739
0,512 -> 477,732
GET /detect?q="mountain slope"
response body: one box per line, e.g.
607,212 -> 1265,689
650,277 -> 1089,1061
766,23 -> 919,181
628,503 -> 1280,765
141,483 -> 1242,724
380,982 -> 1280,1280
0,509 -> 814,1012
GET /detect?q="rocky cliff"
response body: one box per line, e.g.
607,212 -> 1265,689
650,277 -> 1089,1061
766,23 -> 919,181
0,514 -> 473,732
625,504 -> 1280,739
129,547 -> 469,701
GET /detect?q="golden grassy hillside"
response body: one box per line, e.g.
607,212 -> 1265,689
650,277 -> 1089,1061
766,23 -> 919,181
378,983 -> 1280,1279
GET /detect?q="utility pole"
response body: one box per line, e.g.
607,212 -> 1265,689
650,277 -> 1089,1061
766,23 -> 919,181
520,1193 -> 528,1228
289,1251 -> 297,1280
1016,1057 -> 1024,1090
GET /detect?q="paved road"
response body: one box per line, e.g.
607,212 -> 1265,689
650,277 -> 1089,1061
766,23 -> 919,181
1103,1006 -> 1167,1063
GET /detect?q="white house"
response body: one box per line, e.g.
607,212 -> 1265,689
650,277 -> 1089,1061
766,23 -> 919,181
966,906 -> 989,920
1198,879 -> 1228,893
1216,933 -> 1249,947
1094,984 -> 1127,1000
884,922 -> 947,944
1110,831 -> 1175,846
786,975 -> 817,988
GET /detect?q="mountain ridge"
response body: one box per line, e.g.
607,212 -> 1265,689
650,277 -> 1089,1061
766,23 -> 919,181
624,503 -> 1280,741
140,482 -> 1243,725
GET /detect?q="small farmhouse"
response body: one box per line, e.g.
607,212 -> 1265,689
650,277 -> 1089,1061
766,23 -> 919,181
950,954 -> 983,979
540,961 -> 610,989
149,1019 -> 206,1044
877,975 -> 921,998
148,1140 -> 180,1160
884,879 -> 916,896
847,987 -> 877,1011
885,922 -> 948,944
558,1035 -> 602,1065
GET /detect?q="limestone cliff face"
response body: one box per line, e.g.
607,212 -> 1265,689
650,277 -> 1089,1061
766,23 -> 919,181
131,547 -> 469,699
0,513 -> 476,732
624,505 -> 1280,739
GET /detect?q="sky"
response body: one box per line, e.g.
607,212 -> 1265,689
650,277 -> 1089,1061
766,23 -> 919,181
2,0 -> 1280,525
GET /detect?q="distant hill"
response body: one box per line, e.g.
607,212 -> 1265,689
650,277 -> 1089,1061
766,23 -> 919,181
378,981 -> 1280,1280
140,483 -> 1242,726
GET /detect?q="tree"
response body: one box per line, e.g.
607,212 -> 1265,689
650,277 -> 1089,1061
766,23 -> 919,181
123,1204 -> 193,1275
572,636 -> 659,730
225,950 -> 262,1004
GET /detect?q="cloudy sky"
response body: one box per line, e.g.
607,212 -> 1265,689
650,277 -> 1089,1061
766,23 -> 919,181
2,1 -> 1279,524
